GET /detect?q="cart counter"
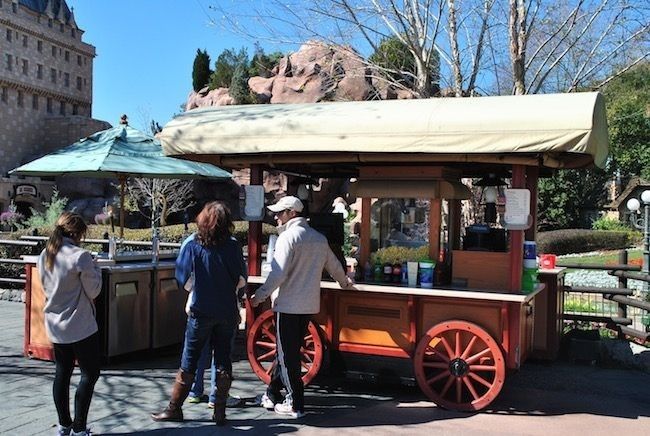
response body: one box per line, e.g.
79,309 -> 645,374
247,276 -> 542,370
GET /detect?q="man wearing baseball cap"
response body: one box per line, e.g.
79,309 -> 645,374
251,195 -> 353,418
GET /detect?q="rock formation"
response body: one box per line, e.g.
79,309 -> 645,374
185,86 -> 235,111
248,41 -> 372,104
180,40 -> 417,220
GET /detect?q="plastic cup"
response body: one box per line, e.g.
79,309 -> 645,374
419,261 -> 435,288
523,241 -> 537,259
540,254 -> 557,269
407,262 -> 419,287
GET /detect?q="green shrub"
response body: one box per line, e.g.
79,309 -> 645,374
20,189 -> 68,231
371,246 -> 429,265
537,229 -> 635,255
591,217 -> 632,232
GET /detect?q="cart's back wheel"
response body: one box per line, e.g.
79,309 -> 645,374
246,309 -> 323,385
414,320 -> 505,411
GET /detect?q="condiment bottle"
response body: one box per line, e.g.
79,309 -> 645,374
363,260 -> 372,282
374,260 -> 383,282
401,262 -> 408,284
392,263 -> 401,283
383,262 -> 393,283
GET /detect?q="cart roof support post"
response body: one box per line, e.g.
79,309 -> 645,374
360,198 -> 371,267
525,166 -> 539,242
429,199 -> 441,261
509,165 -> 526,291
248,164 -> 263,277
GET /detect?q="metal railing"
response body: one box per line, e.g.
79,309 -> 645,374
0,236 -> 182,287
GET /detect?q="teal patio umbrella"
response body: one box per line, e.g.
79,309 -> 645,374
10,124 -> 231,237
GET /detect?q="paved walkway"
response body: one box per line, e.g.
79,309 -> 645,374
1,300 -> 649,435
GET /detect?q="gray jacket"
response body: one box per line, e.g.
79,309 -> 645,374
255,217 -> 349,314
37,238 -> 102,344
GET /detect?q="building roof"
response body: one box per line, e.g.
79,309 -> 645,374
19,0 -> 74,24
608,177 -> 650,208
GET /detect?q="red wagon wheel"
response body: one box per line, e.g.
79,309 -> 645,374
247,309 -> 323,385
414,320 -> 506,411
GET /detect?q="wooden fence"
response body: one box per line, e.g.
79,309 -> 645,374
559,250 -> 650,342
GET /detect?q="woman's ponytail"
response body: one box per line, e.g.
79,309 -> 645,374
44,212 -> 88,271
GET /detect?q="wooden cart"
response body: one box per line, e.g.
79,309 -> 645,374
158,92 -> 609,411
245,278 -> 538,411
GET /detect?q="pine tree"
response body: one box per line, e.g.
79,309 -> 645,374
230,63 -> 252,104
192,49 -> 211,92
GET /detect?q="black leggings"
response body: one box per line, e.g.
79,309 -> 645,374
53,332 -> 101,432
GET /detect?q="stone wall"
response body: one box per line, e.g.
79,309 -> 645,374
0,0 -> 96,175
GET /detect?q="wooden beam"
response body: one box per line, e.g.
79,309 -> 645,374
247,165 -> 263,277
525,166 -> 538,241
429,199 -> 441,261
509,165 -> 526,292
360,197 -> 371,268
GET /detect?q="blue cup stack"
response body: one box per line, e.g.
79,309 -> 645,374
522,241 -> 538,293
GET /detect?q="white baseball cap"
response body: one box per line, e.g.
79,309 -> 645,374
267,195 -> 304,213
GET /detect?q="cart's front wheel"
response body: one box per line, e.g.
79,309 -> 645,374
247,309 -> 323,385
414,320 -> 505,411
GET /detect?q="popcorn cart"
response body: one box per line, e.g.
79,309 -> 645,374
159,92 -> 608,410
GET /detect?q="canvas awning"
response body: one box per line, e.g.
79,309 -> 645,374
159,92 -> 609,172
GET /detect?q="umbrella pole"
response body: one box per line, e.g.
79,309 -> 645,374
119,176 -> 125,239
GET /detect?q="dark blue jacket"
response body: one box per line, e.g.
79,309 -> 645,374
175,236 -> 246,322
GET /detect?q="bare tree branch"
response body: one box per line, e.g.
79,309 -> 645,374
127,179 -> 195,227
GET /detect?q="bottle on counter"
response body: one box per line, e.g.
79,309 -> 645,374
401,262 -> 408,284
383,262 -> 393,283
108,235 -> 116,260
435,246 -> 451,286
363,260 -> 372,282
392,263 -> 402,283
374,260 -> 383,282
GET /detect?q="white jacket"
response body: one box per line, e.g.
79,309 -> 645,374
255,217 -> 349,314
37,238 -> 102,344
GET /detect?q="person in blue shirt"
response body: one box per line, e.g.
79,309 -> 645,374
181,233 -> 244,409
152,202 -> 246,426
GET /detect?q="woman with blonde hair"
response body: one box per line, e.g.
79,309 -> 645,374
152,201 -> 246,426
37,212 -> 102,436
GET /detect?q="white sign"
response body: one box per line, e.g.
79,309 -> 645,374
241,185 -> 265,221
504,188 -> 531,230
15,184 -> 36,197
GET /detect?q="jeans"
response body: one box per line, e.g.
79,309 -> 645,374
180,312 -> 236,378
189,340 -> 211,399
189,325 -> 239,403
52,332 -> 101,433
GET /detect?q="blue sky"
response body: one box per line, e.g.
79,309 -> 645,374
68,0 -> 280,131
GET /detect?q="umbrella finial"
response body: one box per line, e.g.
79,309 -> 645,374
120,114 -> 128,125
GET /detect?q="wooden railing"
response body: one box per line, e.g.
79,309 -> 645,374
559,250 -> 649,342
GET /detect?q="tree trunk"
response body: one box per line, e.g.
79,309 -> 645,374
447,0 -> 464,97
509,0 -> 526,95
414,56 -> 433,98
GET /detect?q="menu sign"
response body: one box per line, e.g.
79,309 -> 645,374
504,189 -> 531,230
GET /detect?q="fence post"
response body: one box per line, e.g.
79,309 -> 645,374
617,250 -> 628,339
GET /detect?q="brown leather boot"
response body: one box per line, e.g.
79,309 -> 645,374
151,369 -> 194,422
212,371 -> 232,426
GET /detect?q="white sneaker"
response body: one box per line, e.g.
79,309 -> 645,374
256,393 -> 275,410
57,425 -> 71,436
70,429 -> 92,436
274,400 -> 305,418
